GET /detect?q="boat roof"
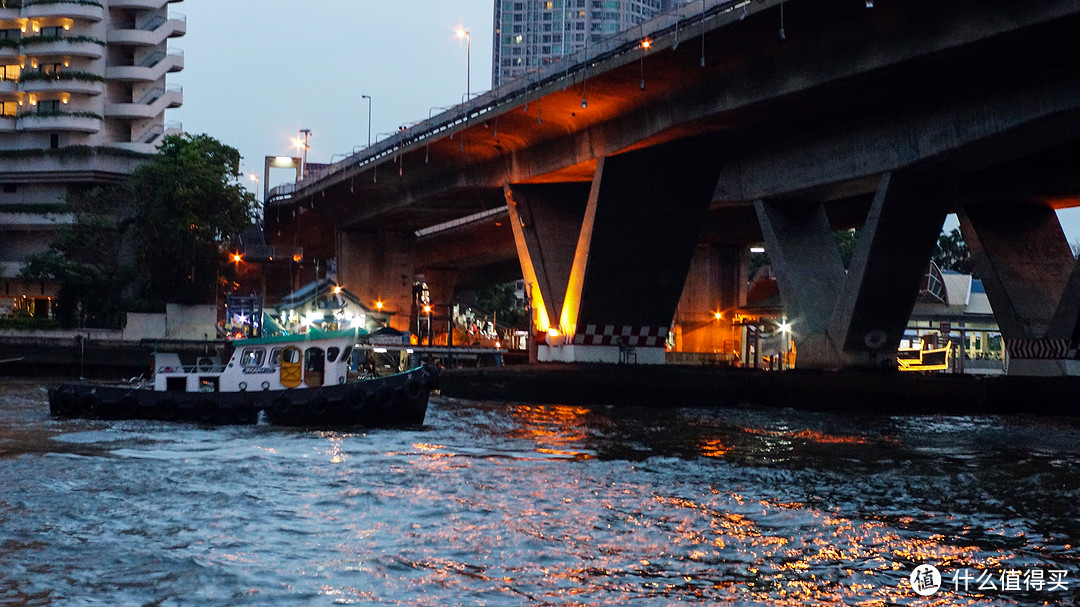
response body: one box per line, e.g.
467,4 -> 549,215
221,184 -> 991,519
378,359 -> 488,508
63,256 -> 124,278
233,327 -> 368,347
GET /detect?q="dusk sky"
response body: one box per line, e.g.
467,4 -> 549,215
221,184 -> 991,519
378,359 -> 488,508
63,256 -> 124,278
169,1 -> 1080,242
171,1 -> 494,195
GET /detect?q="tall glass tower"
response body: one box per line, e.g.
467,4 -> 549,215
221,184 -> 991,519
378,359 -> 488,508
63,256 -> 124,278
492,0 -> 688,87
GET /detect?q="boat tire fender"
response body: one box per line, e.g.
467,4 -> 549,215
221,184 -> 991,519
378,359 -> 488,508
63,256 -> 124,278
375,385 -> 395,410
309,395 -> 330,416
402,377 -> 423,401
158,399 -> 179,421
195,399 -> 218,422
346,387 -> 367,412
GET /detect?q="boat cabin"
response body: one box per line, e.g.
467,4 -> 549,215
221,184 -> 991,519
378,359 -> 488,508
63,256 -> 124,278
151,329 -> 373,393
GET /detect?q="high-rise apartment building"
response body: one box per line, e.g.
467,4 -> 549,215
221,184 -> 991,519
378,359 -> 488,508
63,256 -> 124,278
0,0 -> 184,318
492,0 -> 689,87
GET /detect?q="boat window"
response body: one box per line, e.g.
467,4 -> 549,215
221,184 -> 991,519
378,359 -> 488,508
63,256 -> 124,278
280,347 -> 301,365
270,348 -> 282,366
305,348 -> 325,372
241,348 -> 265,367
327,347 -> 341,362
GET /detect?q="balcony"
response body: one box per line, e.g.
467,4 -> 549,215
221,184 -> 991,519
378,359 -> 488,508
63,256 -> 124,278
20,72 -> 105,95
0,79 -> 16,93
0,39 -> 18,60
107,13 -> 185,46
0,3 -> 19,21
19,36 -> 106,59
109,0 -> 169,8
18,111 -> 102,132
0,116 -> 15,132
104,48 -> 183,82
22,0 -> 104,22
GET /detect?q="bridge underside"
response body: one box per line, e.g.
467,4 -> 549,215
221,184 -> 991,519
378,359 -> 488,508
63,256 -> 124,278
268,0 -> 1080,372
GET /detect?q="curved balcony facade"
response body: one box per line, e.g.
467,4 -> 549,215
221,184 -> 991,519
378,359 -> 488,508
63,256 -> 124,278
106,14 -> 185,46
22,1 -> 105,22
0,116 -> 15,132
0,43 -> 18,60
0,79 -> 17,94
17,112 -> 102,132
20,76 -> 104,96
19,38 -> 106,60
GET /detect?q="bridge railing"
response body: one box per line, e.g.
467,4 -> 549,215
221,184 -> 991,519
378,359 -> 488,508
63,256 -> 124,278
267,0 -> 756,207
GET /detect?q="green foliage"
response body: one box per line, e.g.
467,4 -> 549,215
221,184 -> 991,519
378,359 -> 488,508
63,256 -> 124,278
18,133 -> 257,325
834,228 -> 859,269
20,187 -> 132,328
0,315 -> 61,330
127,133 -> 256,309
933,228 -> 973,274
474,282 -> 528,329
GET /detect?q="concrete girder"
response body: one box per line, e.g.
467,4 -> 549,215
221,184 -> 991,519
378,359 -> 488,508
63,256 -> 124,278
283,1 -> 1080,233
713,77 -> 1080,205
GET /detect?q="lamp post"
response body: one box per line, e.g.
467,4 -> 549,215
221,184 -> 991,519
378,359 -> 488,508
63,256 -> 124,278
296,128 -> 311,179
456,28 -> 471,100
361,94 -> 372,148
247,172 -> 259,203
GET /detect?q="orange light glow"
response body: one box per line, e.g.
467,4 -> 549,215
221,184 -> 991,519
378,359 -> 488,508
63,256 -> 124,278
641,38 -> 652,49
376,301 -> 384,310
230,252 -> 242,263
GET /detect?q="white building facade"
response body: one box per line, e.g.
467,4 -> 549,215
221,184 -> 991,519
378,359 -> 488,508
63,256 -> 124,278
0,0 -> 183,318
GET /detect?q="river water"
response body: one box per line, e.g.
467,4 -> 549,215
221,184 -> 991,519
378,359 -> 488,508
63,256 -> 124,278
0,379 -> 1077,606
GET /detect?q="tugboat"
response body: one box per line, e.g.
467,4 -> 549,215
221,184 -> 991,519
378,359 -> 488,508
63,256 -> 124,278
48,328 -> 438,426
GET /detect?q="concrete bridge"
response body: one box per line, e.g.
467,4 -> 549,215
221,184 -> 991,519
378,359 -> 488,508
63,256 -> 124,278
265,0 -> 1080,374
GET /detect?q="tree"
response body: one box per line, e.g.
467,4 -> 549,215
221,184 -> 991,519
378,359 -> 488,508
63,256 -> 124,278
20,186 -> 134,328
933,228 -> 973,274
127,134 -> 257,309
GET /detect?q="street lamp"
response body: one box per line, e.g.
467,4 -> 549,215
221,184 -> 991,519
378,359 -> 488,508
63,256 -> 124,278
294,129 -> 311,179
247,172 -> 259,203
361,94 -> 372,148
456,28 -> 471,100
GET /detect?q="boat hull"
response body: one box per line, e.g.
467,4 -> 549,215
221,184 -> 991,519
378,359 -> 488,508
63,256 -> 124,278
48,365 -> 438,427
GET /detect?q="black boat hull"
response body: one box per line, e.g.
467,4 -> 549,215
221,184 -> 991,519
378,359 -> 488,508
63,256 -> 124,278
48,365 -> 439,427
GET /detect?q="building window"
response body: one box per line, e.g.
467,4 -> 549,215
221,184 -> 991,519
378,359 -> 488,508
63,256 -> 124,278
40,26 -> 63,38
0,64 -> 18,81
2,184 -> 15,194
0,101 -> 16,117
37,99 -> 60,113
50,133 -> 59,149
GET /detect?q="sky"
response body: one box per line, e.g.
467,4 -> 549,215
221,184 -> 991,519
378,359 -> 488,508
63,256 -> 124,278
168,1 -> 1080,243
171,1 -> 494,195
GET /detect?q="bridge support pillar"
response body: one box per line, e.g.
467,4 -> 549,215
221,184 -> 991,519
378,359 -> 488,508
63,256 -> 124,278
673,245 -> 748,360
755,200 -> 847,368
958,203 -> 1080,376
758,171 -> 949,369
337,230 -> 416,333
507,141 -> 719,364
